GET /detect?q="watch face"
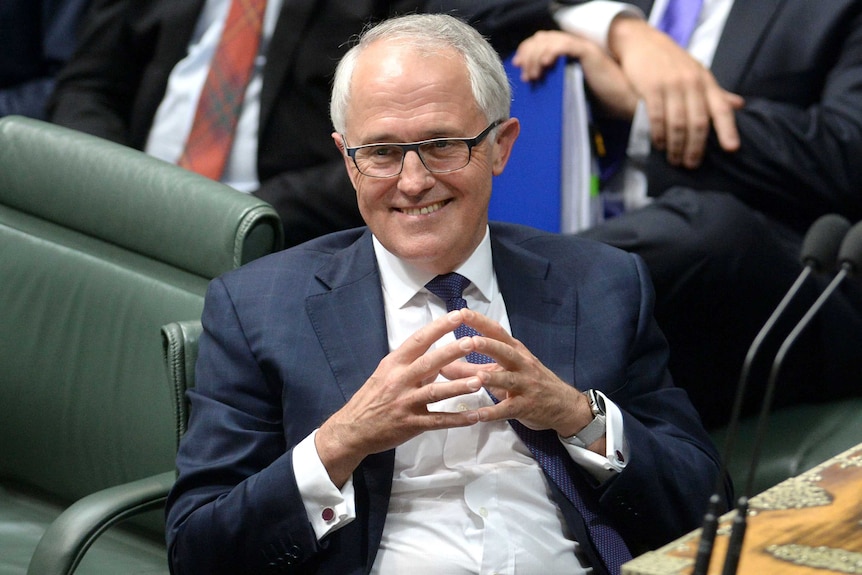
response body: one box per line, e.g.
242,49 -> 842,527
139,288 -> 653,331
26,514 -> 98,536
590,389 -> 606,415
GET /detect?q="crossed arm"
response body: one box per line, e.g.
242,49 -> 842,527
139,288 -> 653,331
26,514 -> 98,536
512,14 -> 743,169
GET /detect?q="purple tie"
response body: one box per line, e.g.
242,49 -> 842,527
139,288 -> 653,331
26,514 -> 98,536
657,0 -> 704,47
424,273 -> 632,575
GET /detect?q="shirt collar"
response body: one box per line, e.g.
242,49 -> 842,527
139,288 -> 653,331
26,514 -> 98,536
372,227 -> 494,309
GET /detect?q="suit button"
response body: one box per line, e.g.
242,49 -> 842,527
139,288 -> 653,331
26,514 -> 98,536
285,545 -> 301,563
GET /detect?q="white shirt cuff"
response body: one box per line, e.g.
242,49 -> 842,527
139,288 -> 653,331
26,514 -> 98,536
560,390 -> 629,482
292,429 -> 357,539
554,1 -> 645,52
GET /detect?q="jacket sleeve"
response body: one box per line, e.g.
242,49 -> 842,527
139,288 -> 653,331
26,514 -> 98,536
597,253 -> 732,550
165,277 -> 323,575
47,0 -> 141,143
422,0 -> 559,56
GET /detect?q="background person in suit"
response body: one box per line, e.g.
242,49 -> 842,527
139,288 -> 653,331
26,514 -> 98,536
166,13 -> 727,575
507,0 -> 862,429
0,0 -> 90,119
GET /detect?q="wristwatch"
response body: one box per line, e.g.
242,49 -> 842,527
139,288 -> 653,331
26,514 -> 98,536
561,389 -> 607,448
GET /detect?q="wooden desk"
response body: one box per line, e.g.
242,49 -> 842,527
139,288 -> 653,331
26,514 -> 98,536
622,443 -> 862,575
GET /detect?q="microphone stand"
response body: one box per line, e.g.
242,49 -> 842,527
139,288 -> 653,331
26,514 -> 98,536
691,214 -> 852,575
722,267 -> 854,575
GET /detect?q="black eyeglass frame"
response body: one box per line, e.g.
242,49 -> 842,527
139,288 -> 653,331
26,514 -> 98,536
341,119 -> 504,178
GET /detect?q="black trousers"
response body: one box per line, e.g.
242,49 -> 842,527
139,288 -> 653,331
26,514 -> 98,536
579,188 -> 862,430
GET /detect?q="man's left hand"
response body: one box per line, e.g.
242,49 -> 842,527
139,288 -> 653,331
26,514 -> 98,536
440,308 -> 595,442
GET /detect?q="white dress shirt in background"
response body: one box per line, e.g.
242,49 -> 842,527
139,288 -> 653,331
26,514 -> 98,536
145,0 -> 282,192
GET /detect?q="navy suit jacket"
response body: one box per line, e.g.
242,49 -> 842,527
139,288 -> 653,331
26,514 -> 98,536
166,222 -> 726,575
0,0 -> 90,118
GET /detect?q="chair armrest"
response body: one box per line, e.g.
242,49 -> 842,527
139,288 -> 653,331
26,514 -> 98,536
26,471 -> 175,575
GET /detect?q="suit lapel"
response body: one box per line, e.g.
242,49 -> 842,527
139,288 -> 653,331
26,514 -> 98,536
710,0 -> 785,89
163,0 -> 207,67
306,231 -> 389,402
490,230 -> 577,386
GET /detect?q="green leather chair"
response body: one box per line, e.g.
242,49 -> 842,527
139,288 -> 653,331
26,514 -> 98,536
0,115 -> 283,574
161,320 -> 203,456
23,320 -> 204,575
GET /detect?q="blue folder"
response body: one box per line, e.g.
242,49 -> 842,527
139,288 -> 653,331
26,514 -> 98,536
489,56 -> 567,232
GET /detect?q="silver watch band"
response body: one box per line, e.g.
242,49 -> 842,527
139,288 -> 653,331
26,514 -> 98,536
564,414 -> 607,448
560,389 -> 607,448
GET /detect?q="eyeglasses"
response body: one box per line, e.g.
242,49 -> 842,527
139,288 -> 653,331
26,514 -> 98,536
342,120 -> 503,178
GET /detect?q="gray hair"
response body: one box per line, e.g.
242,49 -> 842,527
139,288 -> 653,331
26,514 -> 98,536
330,13 -> 511,134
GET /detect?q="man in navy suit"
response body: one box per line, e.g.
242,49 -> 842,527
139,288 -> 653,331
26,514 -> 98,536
166,13 -> 727,575
508,0 -> 862,429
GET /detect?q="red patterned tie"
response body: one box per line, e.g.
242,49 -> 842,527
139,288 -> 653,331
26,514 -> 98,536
179,0 -> 267,180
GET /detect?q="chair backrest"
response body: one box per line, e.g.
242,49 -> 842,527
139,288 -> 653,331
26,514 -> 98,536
0,115 -> 283,277
0,115 -> 282,513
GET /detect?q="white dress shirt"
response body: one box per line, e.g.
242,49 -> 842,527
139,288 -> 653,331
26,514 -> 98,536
555,0 -> 734,209
292,228 -> 629,573
144,0 -> 283,192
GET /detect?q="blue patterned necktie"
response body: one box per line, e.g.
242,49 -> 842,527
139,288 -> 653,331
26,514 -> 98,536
424,272 -> 494,364
657,0 -> 704,47
424,272 -> 632,575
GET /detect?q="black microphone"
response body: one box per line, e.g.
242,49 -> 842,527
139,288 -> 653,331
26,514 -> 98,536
720,218 -> 862,575
691,213 -> 851,575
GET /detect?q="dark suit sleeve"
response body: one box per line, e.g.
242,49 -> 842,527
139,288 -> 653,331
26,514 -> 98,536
647,5 -> 862,229
166,277 -> 322,575
0,0 -> 90,119
0,80 -> 55,119
47,0 -> 140,143
596,254 -> 731,549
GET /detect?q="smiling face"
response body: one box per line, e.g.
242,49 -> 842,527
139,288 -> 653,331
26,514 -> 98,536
333,39 -> 519,275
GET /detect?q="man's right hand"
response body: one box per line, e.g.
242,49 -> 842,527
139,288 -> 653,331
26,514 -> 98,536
315,309 -> 486,487
608,16 -> 744,168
